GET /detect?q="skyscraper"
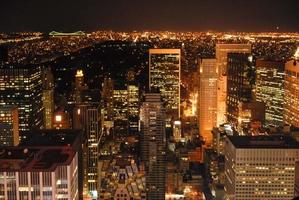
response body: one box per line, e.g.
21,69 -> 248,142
255,59 -> 285,127
227,53 -> 255,129
284,59 -> 299,127
149,49 -> 180,126
73,103 -> 100,199
225,135 -> 299,200
127,83 -> 139,134
0,65 -> 44,132
0,105 -> 19,146
216,44 -> 251,126
198,58 -> 217,146
140,93 -> 166,200
42,67 -> 54,129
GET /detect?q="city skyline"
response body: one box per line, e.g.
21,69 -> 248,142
0,0 -> 299,32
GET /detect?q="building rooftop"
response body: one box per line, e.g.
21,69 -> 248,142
20,129 -> 82,149
0,147 -> 75,172
228,135 -> 299,149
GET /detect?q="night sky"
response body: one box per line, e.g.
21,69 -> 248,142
1,0 -> 299,32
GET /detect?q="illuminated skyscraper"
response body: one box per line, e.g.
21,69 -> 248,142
149,49 -> 180,126
284,59 -> 299,127
216,44 -> 251,126
75,69 -> 85,103
140,93 -> 166,200
225,135 -> 299,200
127,83 -> 139,134
0,105 -> 19,146
42,67 -> 54,129
255,60 -> 284,127
227,53 -> 255,129
113,87 -> 128,135
0,65 -> 44,132
73,104 -> 100,199
198,58 -> 217,146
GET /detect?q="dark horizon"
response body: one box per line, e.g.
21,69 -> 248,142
1,0 -> 299,33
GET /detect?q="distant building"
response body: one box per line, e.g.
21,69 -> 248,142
98,155 -> 146,199
127,84 -> 139,134
149,49 -> 181,127
0,105 -> 19,146
140,93 -> 166,200
198,58 -> 217,146
255,60 -> 285,127
227,53 -> 261,132
0,65 -> 44,132
42,67 -> 54,129
284,59 -> 299,127
225,135 -> 299,200
113,88 -> 128,135
216,44 -> 251,126
0,129 -> 83,200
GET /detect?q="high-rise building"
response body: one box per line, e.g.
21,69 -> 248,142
216,44 -> 251,126
0,65 -> 44,132
73,104 -> 100,199
255,60 -> 285,127
225,135 -> 299,200
42,67 -> 54,129
198,58 -> 218,146
140,93 -> 166,200
0,105 -> 19,146
227,53 -> 256,129
74,69 -> 86,103
113,88 -> 128,135
127,84 -> 139,134
149,49 -> 180,126
0,129 -> 83,200
284,59 -> 299,127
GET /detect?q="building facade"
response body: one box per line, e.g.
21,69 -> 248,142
225,135 -> 299,200
0,65 -> 44,132
0,105 -> 19,146
284,59 -> 299,127
73,104 -> 100,199
255,60 -> 284,127
227,53 -> 255,129
140,93 -> 166,200
198,58 -> 218,146
149,49 -> 180,126
216,44 -> 251,126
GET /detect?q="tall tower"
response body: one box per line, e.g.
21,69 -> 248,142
0,65 -> 44,132
149,49 -> 180,127
140,93 -> 166,200
198,58 -> 217,146
0,105 -> 19,146
227,53 -> 256,129
255,60 -> 284,127
42,67 -> 54,129
216,44 -> 251,126
73,103 -> 100,199
75,69 -> 85,103
284,58 -> 299,127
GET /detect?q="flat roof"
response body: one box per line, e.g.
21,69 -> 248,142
149,48 -> 181,54
0,147 -> 75,172
228,135 -> 299,149
20,129 -> 82,148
